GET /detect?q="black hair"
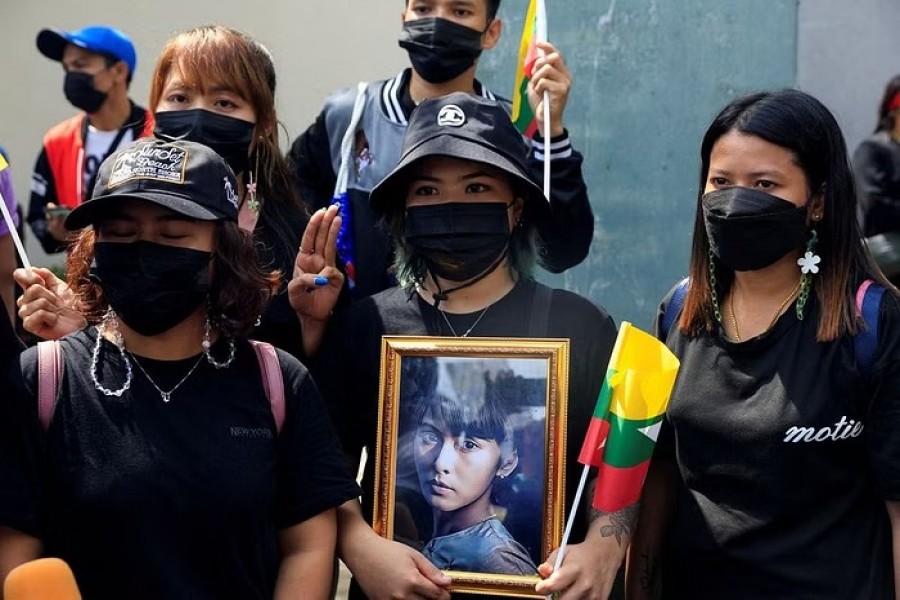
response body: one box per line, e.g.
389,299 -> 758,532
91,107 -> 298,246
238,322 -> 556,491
415,390 -> 510,445
681,88 -> 895,341
101,52 -> 133,86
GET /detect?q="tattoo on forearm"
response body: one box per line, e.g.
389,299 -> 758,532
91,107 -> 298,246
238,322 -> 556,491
639,552 -> 660,591
584,479 -> 640,545
593,503 -> 639,545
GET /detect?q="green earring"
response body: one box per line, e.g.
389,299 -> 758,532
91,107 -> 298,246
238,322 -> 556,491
795,229 -> 820,320
708,248 -> 722,324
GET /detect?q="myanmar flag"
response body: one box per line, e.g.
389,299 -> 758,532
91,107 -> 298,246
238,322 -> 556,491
512,0 -> 541,137
578,322 -> 680,512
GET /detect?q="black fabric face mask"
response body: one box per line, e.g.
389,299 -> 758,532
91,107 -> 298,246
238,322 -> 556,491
154,109 -> 255,175
64,71 -> 108,114
702,187 -> 809,272
91,241 -> 212,336
398,18 -> 485,84
405,202 -> 511,282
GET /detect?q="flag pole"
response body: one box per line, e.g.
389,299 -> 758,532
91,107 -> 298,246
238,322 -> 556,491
548,464 -> 589,595
536,0 -> 551,200
0,190 -> 31,271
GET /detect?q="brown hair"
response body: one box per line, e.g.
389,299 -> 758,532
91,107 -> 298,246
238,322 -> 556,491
680,89 -> 894,342
67,223 -> 280,339
148,25 -> 307,262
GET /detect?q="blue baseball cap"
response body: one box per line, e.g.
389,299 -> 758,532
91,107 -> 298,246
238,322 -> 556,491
37,26 -> 137,75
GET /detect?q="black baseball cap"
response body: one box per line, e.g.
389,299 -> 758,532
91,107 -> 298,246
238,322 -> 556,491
66,139 -> 239,230
369,92 -> 549,219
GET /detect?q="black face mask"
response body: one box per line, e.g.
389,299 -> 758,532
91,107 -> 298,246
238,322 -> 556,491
399,18 -> 485,84
702,187 -> 809,272
405,202 -> 510,282
64,71 -> 108,114
91,241 -> 212,336
154,109 -> 255,175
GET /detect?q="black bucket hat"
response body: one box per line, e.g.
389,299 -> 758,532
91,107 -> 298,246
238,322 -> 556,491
369,92 -> 549,220
66,138 -> 239,230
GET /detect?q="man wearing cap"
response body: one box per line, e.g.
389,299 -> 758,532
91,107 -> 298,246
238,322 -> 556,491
27,25 -> 153,254
287,0 -> 592,300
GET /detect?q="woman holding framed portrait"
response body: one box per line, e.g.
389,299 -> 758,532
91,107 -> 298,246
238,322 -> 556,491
302,92 -> 626,599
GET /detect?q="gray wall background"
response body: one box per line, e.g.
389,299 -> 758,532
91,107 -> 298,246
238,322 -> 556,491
1,0 -> 898,328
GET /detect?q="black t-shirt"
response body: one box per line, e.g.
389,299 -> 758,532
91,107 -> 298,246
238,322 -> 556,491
314,279 -> 617,546
0,328 -> 360,600
654,286 -> 900,599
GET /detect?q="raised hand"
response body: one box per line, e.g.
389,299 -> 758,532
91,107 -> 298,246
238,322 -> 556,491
288,206 -> 344,355
14,267 -> 86,340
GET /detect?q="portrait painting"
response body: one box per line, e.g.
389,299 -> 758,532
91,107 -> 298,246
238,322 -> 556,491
373,337 -> 569,598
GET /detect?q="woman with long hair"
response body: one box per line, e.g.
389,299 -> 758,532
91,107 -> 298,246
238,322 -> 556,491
0,139 -> 359,598
627,89 -> 900,599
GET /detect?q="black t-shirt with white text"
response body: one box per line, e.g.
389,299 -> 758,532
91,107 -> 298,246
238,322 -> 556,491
654,287 -> 900,599
0,328 -> 360,599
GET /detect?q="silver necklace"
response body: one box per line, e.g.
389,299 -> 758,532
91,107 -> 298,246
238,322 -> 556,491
128,352 -> 204,403
439,305 -> 491,338
91,311 -> 133,398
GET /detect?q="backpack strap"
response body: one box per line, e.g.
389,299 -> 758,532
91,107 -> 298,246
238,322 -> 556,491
528,284 -> 553,338
855,279 -> 885,380
249,340 -> 285,434
37,340 -> 63,432
661,278 -> 690,340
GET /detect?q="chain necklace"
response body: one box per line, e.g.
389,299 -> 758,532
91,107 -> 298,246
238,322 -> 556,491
439,305 -> 491,338
729,280 -> 802,342
128,352 -> 204,403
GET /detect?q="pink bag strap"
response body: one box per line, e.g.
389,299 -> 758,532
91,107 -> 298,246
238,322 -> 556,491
37,340 -> 63,432
856,279 -> 874,315
249,340 -> 285,434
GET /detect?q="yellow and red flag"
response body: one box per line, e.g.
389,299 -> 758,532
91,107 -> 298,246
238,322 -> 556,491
512,0 -> 542,137
578,322 -> 680,511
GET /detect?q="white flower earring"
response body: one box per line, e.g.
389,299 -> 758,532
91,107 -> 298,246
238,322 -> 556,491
796,223 -> 822,320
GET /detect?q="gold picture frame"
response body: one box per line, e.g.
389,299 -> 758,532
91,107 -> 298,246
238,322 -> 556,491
373,336 -> 569,598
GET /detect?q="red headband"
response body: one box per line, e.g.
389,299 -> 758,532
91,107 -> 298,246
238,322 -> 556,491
889,92 -> 900,113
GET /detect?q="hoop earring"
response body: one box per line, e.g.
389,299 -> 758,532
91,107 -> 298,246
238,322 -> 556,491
708,248 -> 723,324
203,315 -> 236,369
795,229 -> 821,320
91,308 -> 133,397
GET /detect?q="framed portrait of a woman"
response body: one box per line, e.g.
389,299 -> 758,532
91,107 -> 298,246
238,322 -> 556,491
373,336 -> 569,598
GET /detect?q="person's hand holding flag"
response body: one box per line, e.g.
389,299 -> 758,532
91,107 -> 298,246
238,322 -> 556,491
536,322 -> 680,599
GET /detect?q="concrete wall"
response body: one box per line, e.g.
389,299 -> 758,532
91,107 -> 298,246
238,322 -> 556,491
0,0 -> 408,266
797,0 -> 900,155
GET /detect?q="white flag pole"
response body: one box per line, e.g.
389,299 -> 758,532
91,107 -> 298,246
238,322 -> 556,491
549,464 -> 590,594
0,190 -> 32,270
536,0 -> 551,200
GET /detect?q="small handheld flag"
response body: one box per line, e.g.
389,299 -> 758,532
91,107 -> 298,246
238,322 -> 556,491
512,0 -> 540,138
0,155 -> 32,270
512,0 -> 552,202
551,322 -> 679,588
578,322 -> 680,511
332,82 -> 368,291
